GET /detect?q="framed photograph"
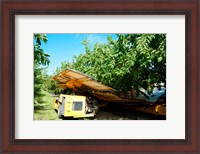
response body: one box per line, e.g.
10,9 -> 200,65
1,0 -> 199,153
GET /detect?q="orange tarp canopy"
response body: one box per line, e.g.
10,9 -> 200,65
53,69 -> 145,103
53,69 -> 114,92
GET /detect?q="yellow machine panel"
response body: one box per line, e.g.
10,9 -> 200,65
54,94 -> 97,118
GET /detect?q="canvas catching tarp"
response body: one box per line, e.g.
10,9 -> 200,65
52,69 -> 155,103
53,69 -> 114,92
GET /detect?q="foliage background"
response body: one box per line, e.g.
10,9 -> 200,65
51,34 -> 166,94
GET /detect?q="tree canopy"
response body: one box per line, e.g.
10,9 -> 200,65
34,34 -> 51,103
34,34 -> 50,65
54,34 -> 166,93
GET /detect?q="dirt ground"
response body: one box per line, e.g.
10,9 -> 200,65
94,107 -> 165,120
95,110 -> 132,120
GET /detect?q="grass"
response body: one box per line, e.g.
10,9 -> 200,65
34,90 -> 60,120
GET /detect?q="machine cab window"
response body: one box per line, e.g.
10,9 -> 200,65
72,101 -> 83,111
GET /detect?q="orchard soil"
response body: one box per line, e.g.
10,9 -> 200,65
91,105 -> 166,120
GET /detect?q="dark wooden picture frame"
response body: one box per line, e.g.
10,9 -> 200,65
1,0 -> 199,153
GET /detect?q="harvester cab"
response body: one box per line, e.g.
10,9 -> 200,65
54,94 -> 98,118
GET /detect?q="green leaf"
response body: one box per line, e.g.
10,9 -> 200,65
157,57 -> 163,63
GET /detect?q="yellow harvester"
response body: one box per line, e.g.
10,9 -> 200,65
53,69 -> 166,118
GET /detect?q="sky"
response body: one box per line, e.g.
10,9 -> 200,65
40,34 -> 117,75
